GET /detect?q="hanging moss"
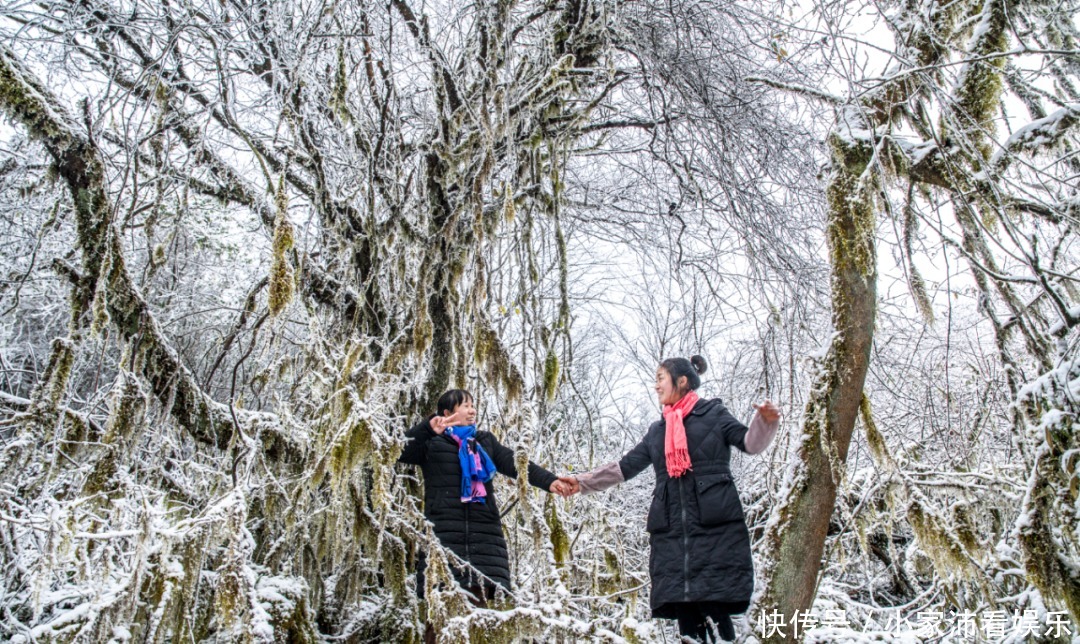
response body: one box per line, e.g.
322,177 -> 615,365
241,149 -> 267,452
37,336 -> 76,413
412,291 -> 433,357
347,601 -> 420,643
329,41 -> 352,124
596,547 -> 624,594
384,536 -> 408,604
542,350 -> 559,401
1018,445 -> 1080,623
901,197 -> 935,325
906,498 -> 977,581
465,611 -> 541,643
269,177 -> 295,317
603,548 -> 620,578
213,496 -> 252,636
860,394 -> 894,470
952,504 -> 981,553
473,321 -> 524,402
255,576 -> 319,643
502,184 -> 516,222
214,555 -> 246,632
329,420 -> 372,489
171,534 -> 212,641
90,238 -> 113,336
545,494 -> 570,566
102,373 -> 147,446
59,411 -> 92,459
133,550 -> 186,643
621,620 -> 645,644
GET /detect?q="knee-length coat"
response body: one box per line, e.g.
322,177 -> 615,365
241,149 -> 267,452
398,417 -> 557,593
619,397 -> 757,617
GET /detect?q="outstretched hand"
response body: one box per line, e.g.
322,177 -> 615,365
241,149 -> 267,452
551,476 -> 580,497
753,399 -> 781,424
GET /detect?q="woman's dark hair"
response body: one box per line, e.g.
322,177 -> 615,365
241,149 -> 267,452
436,389 -> 473,416
659,355 -> 708,392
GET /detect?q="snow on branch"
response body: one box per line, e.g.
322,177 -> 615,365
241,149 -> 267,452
745,76 -> 843,104
991,104 -> 1080,169
0,44 -> 304,463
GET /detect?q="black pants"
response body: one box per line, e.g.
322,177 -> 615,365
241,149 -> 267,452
670,601 -> 749,643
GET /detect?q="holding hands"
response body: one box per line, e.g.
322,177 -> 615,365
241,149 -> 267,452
549,478 -> 578,496
550,399 -> 781,499
551,476 -> 579,497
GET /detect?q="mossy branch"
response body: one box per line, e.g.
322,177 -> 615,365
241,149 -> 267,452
0,43 -> 304,464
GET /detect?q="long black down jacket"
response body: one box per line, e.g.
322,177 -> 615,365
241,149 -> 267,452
619,397 -> 756,618
398,417 -> 558,594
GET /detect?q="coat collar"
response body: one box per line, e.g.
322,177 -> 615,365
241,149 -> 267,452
688,397 -> 721,416
654,397 -> 723,427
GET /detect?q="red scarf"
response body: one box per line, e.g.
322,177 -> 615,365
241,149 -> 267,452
663,391 -> 699,478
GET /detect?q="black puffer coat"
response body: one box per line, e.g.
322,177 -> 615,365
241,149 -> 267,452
619,398 -> 755,618
398,417 -> 557,593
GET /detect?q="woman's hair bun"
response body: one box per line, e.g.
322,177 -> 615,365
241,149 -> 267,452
690,355 -> 707,375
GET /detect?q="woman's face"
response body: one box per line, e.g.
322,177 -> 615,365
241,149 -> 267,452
655,367 -> 686,406
446,397 -> 477,424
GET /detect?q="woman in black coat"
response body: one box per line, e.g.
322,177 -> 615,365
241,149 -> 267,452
398,389 -> 570,606
563,356 -> 780,643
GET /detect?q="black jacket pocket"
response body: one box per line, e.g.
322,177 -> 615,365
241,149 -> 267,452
646,485 -> 669,533
695,473 -> 744,525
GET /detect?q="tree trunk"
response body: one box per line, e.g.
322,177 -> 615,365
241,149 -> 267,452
754,112 -> 878,642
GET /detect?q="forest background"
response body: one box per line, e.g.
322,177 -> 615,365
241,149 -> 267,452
0,0 -> 1077,641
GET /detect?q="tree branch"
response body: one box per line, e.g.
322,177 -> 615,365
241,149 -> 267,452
0,44 -> 304,463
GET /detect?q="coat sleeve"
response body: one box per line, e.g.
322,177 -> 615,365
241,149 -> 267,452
576,461 -> 624,494
741,411 -> 780,454
484,433 -> 557,492
719,407 -> 752,453
398,415 -> 437,465
617,428 -> 654,481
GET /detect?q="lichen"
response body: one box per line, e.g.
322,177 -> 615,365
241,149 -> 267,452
502,184 -> 515,222
906,498 -> 977,581
951,0 -> 1010,161
473,321 -> 524,402
90,235 -> 113,336
542,350 -> 559,401
328,420 -> 371,491
544,494 -> 569,566
825,133 -> 877,282
268,177 -> 295,317
329,41 -> 352,124
860,394 -> 894,470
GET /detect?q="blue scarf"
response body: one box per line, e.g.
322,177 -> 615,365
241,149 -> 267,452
446,425 -> 497,503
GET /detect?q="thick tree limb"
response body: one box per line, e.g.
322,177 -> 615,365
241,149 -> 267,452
0,44 -> 303,463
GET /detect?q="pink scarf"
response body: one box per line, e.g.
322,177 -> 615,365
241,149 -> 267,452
663,391 -> 699,478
